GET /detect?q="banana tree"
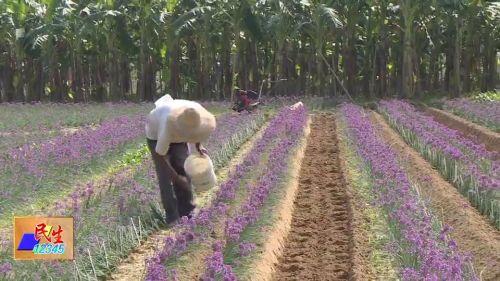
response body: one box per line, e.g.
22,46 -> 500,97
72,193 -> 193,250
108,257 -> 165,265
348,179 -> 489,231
297,1 -> 343,95
399,0 -> 420,97
0,3 -> 16,102
481,1 -> 500,91
263,0 -> 297,91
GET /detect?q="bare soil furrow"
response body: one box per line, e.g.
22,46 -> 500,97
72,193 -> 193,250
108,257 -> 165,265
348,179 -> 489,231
273,114 -> 353,281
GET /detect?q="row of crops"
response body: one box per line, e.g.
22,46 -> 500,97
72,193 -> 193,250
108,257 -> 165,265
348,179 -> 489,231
380,100 -> 499,228
340,104 -> 474,280
0,102 -> 268,279
0,94 -> 498,280
144,106 -> 308,280
337,95 -> 498,280
442,98 -> 500,132
140,97 -> 498,280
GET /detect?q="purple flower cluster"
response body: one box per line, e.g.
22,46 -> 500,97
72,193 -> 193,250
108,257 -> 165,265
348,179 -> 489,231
49,167 -> 155,227
203,241 -> 237,281
443,98 -> 500,132
224,107 -> 307,242
237,242 -> 256,257
145,106 -> 307,281
202,105 -> 307,280
5,114 -> 146,176
51,112 -> 263,228
341,103 -> 473,281
380,100 -> 499,192
27,112 -> 259,219
144,200 -> 229,276
0,262 -> 12,276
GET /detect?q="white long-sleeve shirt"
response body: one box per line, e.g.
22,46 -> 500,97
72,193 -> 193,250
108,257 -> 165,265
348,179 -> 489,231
145,95 -> 206,156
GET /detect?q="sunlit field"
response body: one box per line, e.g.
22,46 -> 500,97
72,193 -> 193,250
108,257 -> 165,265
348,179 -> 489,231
0,0 -> 499,280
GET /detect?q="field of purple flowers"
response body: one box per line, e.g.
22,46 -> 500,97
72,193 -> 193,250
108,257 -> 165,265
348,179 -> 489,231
0,102 -> 264,280
145,105 -> 307,280
443,98 -> 500,132
341,103 -> 475,280
379,100 -> 499,228
1,100 -> 498,281
0,102 -> 153,151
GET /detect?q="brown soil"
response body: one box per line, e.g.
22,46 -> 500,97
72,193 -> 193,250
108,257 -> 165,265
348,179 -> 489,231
243,117 -> 311,281
424,107 -> 500,155
372,111 -> 500,281
273,114 -> 353,281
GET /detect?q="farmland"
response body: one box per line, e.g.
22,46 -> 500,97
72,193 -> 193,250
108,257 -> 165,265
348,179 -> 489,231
1,0 -> 499,279
0,96 -> 498,281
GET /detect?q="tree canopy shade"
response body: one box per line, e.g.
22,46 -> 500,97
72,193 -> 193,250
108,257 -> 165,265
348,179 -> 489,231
0,0 -> 498,102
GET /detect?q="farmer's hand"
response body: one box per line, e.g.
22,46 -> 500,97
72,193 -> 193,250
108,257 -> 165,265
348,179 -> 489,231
172,174 -> 191,191
196,143 -> 208,156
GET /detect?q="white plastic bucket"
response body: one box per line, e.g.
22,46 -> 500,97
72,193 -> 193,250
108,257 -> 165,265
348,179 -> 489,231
184,153 -> 216,192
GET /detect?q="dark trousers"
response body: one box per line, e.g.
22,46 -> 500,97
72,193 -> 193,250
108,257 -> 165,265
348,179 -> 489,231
147,139 -> 195,223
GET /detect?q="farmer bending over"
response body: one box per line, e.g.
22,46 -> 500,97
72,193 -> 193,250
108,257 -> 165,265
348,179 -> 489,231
145,94 -> 216,224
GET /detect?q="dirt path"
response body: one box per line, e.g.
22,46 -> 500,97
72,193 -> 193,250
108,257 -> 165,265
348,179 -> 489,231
372,111 -> 500,281
424,107 -> 499,155
273,114 -> 353,281
108,121 -> 269,281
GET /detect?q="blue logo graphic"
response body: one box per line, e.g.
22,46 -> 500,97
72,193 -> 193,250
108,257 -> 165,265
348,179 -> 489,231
17,233 -> 39,251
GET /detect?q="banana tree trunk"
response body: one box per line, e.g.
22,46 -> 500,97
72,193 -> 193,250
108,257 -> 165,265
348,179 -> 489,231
108,50 -> 121,101
169,42 -> 181,98
483,37 -> 497,91
343,34 -> 357,96
34,59 -> 43,101
138,32 -> 155,101
222,35 -> 232,100
120,56 -> 131,99
25,57 -> 36,102
93,55 -> 106,102
429,45 -> 439,91
401,1 -> 414,98
0,50 -> 15,102
463,19 -> 474,93
250,41 -> 259,91
452,17 -> 462,97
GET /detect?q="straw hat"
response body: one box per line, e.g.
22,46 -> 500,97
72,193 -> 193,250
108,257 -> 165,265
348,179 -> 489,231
169,106 -> 216,143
